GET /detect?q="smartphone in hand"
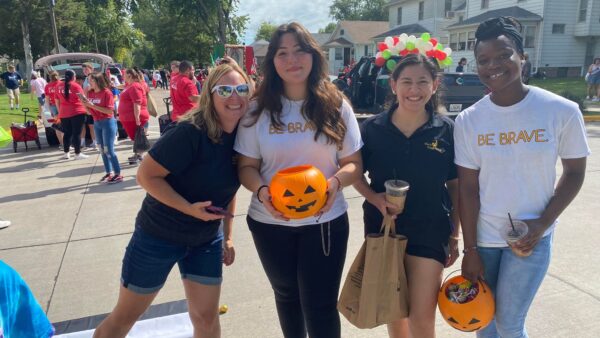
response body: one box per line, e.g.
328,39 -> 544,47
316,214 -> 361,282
206,206 -> 234,218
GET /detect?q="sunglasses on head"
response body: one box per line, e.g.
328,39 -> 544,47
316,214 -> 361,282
211,84 -> 250,98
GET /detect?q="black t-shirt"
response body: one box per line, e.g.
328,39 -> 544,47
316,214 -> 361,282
136,122 -> 240,246
360,107 -> 457,244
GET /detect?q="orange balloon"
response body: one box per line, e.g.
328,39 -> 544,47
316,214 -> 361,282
438,275 -> 495,332
269,165 -> 328,219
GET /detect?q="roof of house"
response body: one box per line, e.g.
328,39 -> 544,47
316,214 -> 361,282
372,23 -> 430,39
311,33 -> 332,47
448,6 -> 542,28
323,37 -> 354,48
326,21 -> 389,45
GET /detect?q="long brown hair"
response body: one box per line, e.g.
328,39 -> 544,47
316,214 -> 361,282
249,22 -> 346,149
178,63 -> 251,144
89,72 -> 109,91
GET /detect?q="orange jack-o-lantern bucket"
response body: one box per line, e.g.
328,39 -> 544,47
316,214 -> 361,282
438,271 -> 495,332
270,165 -> 328,219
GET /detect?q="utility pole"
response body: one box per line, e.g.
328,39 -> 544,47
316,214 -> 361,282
49,0 -> 60,53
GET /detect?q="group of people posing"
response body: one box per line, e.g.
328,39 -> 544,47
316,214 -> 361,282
91,17 -> 588,338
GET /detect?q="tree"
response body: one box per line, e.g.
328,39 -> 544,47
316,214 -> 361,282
329,0 -> 387,21
255,21 -> 277,41
318,23 -> 336,34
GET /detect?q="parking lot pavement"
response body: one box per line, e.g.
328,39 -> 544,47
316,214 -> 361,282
0,91 -> 598,337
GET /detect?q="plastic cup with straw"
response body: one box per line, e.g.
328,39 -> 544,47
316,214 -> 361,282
503,212 -> 531,257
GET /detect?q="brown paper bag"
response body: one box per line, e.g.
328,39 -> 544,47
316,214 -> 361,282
146,92 -> 158,117
337,214 -> 409,329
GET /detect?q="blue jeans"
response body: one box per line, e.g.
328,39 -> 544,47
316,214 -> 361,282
476,234 -> 553,338
94,118 -> 120,174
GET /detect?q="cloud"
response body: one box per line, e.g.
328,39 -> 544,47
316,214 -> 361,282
237,0 -> 335,44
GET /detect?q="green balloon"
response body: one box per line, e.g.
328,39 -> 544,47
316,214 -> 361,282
443,58 -> 452,67
382,49 -> 392,59
406,42 -> 415,51
436,43 -> 444,50
386,59 -> 397,71
445,56 -> 453,65
421,32 -> 431,42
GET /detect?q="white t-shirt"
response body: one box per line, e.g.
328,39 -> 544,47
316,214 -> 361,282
31,78 -> 47,98
234,97 -> 363,226
454,86 -> 590,247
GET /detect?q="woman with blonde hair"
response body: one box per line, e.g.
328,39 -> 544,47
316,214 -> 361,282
93,62 -> 251,338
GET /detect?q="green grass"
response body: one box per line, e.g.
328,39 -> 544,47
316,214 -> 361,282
0,92 -> 39,130
529,78 -> 587,99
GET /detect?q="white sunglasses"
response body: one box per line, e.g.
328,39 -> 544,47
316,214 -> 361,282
211,84 -> 250,98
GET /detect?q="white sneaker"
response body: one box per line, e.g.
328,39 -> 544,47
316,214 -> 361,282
0,219 -> 10,229
74,153 -> 89,160
62,152 -> 71,159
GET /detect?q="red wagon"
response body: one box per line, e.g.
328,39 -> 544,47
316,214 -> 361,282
10,108 -> 41,152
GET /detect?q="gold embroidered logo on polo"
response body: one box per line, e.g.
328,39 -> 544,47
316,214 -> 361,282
425,139 -> 445,153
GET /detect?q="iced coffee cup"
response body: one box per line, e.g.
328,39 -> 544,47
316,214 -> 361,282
384,179 -> 410,215
501,220 -> 531,257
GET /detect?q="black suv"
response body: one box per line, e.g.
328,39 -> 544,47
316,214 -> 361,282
334,56 -> 487,117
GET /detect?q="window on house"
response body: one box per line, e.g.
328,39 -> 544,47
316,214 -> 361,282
340,29 -> 344,35
579,0 -> 588,22
552,24 -> 565,34
397,7 -> 402,25
364,45 -> 369,56
459,15 -> 464,23
419,1 -> 424,20
440,36 -> 449,46
523,26 -> 536,48
481,0 -> 489,9
450,33 -> 458,51
444,0 -> 452,13
458,32 -> 467,51
467,31 -> 476,50
335,48 -> 343,60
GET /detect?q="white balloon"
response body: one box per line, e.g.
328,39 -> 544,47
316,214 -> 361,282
396,41 -> 405,51
408,35 -> 417,43
444,47 -> 452,56
384,37 -> 394,47
399,33 -> 409,43
423,41 -> 434,51
376,51 -> 382,58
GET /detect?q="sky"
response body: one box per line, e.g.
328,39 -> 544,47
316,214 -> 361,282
237,0 -> 335,44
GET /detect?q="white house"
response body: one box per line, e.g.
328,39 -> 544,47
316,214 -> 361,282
446,0 -> 600,76
324,21 -> 389,74
382,0 -> 600,76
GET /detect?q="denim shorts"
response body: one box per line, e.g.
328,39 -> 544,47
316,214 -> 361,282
121,227 -> 223,294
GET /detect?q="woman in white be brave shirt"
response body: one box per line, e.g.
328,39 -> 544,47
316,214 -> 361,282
454,17 -> 590,338
235,22 -> 362,338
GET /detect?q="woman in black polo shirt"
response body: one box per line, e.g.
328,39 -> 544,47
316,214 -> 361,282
354,53 -> 460,338
94,61 -> 251,338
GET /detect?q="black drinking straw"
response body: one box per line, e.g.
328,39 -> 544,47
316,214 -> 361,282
508,212 -> 516,232
393,169 -> 398,184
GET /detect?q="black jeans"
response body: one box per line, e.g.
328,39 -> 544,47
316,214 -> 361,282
61,114 -> 86,154
248,213 -> 349,338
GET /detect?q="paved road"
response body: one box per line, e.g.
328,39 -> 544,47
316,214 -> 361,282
1,89 -> 599,337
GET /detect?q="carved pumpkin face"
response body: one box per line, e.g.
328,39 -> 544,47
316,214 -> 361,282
270,165 -> 327,219
438,275 -> 495,332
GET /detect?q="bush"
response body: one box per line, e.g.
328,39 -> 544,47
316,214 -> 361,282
559,91 -> 585,113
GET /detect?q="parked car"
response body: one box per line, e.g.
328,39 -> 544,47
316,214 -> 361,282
34,52 -> 114,79
334,56 -> 488,117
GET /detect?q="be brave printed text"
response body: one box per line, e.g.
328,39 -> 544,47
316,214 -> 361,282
478,129 -> 549,146
269,122 -> 316,135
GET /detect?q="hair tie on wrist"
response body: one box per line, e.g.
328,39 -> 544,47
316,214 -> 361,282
462,246 -> 478,254
256,185 -> 269,203
332,175 -> 342,192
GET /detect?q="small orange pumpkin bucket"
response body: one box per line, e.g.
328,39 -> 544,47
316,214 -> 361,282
269,165 -> 328,219
438,270 -> 495,332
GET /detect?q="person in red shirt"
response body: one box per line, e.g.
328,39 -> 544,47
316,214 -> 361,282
82,73 -> 123,183
45,71 -> 64,146
118,68 -> 150,164
171,61 -> 200,121
55,70 -> 89,160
